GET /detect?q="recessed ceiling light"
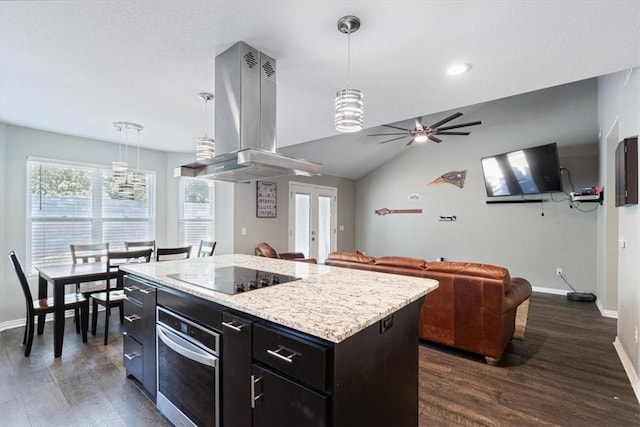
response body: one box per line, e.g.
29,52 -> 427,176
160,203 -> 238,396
445,63 -> 471,76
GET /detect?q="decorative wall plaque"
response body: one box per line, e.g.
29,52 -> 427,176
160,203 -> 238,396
256,181 -> 277,217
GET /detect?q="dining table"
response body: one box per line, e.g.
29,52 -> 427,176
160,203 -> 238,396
36,262 -> 110,357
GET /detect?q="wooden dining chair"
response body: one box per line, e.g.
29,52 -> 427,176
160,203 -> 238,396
197,240 -> 217,257
8,250 -> 88,356
92,249 -> 152,345
156,246 -> 192,262
70,243 -> 109,295
124,240 -> 156,257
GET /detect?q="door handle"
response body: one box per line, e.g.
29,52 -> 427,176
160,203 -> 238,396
222,321 -> 245,332
250,375 -> 263,408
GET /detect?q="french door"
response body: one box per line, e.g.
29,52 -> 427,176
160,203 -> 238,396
288,182 -> 337,264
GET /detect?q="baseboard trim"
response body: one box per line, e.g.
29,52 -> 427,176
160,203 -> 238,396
613,337 -> 640,405
596,299 -> 618,319
532,286 -> 569,296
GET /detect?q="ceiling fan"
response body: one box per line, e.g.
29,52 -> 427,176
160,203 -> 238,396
368,112 -> 481,146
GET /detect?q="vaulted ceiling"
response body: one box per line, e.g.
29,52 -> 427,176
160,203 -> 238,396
1,1 -> 638,179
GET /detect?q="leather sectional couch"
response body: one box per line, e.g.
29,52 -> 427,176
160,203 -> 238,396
324,252 -> 532,364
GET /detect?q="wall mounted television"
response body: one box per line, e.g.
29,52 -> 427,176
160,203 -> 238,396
481,142 -> 563,197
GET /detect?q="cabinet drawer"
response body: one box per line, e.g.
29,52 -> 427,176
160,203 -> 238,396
123,298 -> 143,338
124,276 -> 156,304
253,323 -> 329,391
123,333 -> 143,381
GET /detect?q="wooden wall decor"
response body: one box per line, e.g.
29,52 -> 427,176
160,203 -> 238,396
256,181 -> 277,217
428,170 -> 467,188
375,208 -> 422,215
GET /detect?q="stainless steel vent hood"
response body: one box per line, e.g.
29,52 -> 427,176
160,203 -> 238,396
175,41 -> 321,182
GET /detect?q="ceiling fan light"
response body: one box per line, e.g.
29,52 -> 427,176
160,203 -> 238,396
446,63 -> 471,76
196,136 -> 215,161
335,89 -> 364,132
414,134 -> 429,143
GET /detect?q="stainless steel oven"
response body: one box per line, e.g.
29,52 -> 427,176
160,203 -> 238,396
156,307 -> 220,427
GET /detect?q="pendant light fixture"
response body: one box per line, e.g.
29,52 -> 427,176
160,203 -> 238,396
113,121 -> 143,200
335,15 -> 363,133
196,92 -> 215,161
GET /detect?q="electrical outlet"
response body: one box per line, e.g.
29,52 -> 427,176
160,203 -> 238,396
556,268 -> 563,276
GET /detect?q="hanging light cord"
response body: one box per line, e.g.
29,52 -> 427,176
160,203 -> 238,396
136,128 -> 141,171
346,24 -> 352,89
203,97 -> 209,137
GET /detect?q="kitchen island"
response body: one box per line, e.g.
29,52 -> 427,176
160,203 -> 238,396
121,254 -> 438,427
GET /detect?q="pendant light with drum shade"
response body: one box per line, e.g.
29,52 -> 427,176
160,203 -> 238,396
196,92 -> 215,161
335,15 -> 363,133
112,121 -> 143,200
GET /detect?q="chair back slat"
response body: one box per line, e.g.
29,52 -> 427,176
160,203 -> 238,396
8,251 -> 34,317
124,240 -> 156,256
198,240 -> 217,257
156,246 -> 191,262
70,243 -> 109,264
107,249 -> 153,291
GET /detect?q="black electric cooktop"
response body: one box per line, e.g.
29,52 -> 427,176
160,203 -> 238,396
168,266 -> 301,295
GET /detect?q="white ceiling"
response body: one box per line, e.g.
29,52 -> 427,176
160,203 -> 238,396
1,1 -> 639,179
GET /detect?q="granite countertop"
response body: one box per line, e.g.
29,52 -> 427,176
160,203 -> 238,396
121,254 -> 438,343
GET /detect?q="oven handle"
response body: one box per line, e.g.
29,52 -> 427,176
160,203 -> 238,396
157,324 -> 218,368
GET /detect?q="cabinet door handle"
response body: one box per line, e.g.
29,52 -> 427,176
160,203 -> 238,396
124,314 -> 141,323
250,375 -> 263,409
139,288 -> 155,294
221,321 -> 245,332
124,352 -> 140,360
124,286 -> 139,292
267,346 -> 297,363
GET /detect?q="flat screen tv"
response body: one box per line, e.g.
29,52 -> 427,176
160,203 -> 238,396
481,142 -> 563,197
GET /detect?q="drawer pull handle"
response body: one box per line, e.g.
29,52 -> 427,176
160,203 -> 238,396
124,286 -> 139,292
124,314 -> 141,323
124,352 -> 140,361
250,375 -> 263,409
267,347 -> 297,363
222,321 -> 245,332
139,288 -> 154,294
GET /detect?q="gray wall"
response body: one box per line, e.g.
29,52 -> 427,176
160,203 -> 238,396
0,126 -> 169,326
598,68 -> 640,375
355,79 -> 599,293
219,174 -> 356,256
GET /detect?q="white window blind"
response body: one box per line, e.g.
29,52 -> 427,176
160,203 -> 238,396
179,177 -> 214,256
27,159 -> 156,273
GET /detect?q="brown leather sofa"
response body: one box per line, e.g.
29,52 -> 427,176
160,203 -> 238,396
324,252 -> 532,364
254,242 -> 317,264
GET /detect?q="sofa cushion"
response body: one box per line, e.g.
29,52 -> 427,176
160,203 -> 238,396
374,256 -> 426,270
425,261 -> 510,280
326,251 -> 376,264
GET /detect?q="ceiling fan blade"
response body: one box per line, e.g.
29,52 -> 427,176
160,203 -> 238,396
405,138 -> 415,146
382,124 -> 412,131
428,135 -> 442,143
367,132 -> 409,136
378,135 -> 411,144
436,121 -> 482,131
428,112 -> 463,129
434,131 -> 471,136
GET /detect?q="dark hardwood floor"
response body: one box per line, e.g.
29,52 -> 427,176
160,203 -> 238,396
419,293 -> 640,426
0,293 -> 638,426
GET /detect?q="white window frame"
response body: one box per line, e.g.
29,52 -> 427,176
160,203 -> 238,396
26,157 -> 156,274
178,177 -> 215,256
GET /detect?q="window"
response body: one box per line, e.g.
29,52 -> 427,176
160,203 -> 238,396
27,159 -> 155,274
179,177 -> 214,256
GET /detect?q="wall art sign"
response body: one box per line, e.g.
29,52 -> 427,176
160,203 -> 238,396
408,193 -> 422,201
375,208 -> 423,216
257,181 -> 277,218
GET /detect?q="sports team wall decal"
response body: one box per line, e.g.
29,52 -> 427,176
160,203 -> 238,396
428,170 -> 467,189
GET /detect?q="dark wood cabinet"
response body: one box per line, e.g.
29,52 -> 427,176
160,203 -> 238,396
615,136 -> 638,207
123,275 -> 157,398
222,311 -> 254,427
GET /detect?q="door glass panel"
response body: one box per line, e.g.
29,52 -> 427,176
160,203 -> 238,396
317,196 -> 332,263
294,194 -> 310,257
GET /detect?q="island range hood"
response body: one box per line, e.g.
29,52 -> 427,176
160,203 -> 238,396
175,41 -> 322,183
